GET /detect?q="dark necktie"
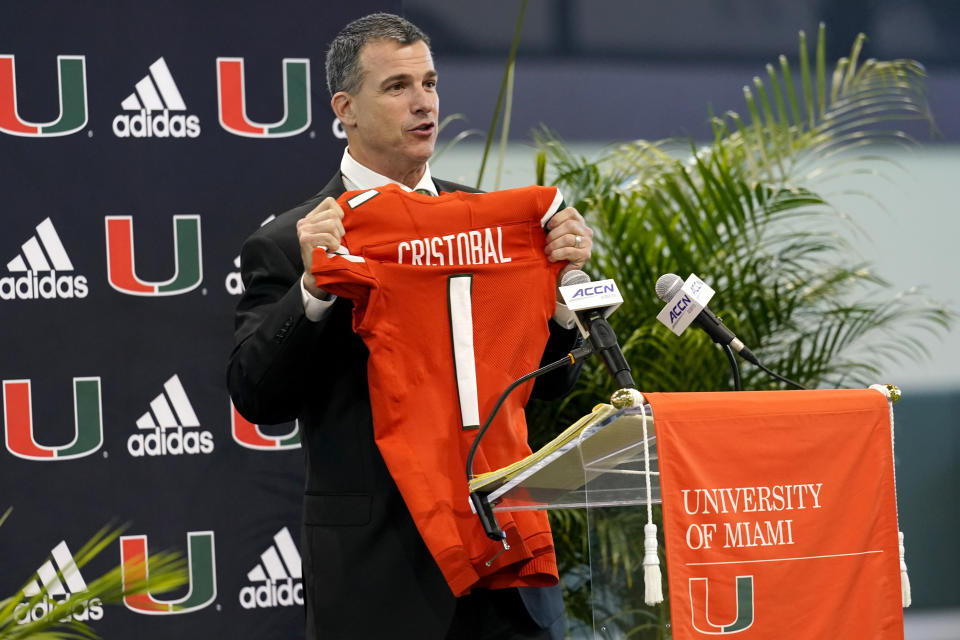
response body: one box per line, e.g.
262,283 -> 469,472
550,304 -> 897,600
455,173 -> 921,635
414,188 -> 435,196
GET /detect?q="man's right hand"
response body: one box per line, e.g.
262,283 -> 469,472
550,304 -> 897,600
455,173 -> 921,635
297,196 -> 346,298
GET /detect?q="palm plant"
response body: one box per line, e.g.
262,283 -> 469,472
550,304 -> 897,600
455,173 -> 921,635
522,25 -> 953,639
0,508 -> 186,640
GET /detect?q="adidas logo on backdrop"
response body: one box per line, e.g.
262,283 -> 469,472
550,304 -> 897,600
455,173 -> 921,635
1,218 -> 88,300
15,541 -> 103,624
112,57 -> 200,138
239,527 -> 303,609
126,374 -> 214,456
225,214 -> 275,295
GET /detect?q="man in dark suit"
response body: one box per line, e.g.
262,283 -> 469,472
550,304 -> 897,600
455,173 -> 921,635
227,12 -> 594,639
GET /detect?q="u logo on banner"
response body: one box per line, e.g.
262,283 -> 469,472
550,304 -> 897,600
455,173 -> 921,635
2,378 -> 103,460
216,57 -> 311,138
120,531 -> 216,615
104,215 -> 202,296
230,402 -> 301,450
0,55 -> 87,137
689,575 -> 755,634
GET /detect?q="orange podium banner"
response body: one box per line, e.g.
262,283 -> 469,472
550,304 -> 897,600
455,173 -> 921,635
646,389 -> 903,639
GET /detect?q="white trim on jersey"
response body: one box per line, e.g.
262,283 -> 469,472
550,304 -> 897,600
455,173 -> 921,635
347,189 -> 380,209
540,187 -> 565,227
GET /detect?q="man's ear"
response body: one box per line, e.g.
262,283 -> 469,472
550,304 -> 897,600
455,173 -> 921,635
332,92 -> 355,126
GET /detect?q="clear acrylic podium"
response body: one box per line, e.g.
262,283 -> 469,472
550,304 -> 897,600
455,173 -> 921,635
473,404 -> 662,638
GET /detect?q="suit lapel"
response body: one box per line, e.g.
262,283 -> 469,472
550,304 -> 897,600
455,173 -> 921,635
314,173 -> 347,200
434,178 -> 481,195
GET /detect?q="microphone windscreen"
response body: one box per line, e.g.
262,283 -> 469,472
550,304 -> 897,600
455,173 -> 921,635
655,273 -> 683,302
561,269 -> 590,287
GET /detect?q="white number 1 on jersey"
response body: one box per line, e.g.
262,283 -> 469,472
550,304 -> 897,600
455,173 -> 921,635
448,275 -> 480,430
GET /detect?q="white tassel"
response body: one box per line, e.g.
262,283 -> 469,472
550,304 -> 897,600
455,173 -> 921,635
636,407 -> 662,606
642,522 -> 663,605
870,385 -> 911,608
899,531 -> 912,607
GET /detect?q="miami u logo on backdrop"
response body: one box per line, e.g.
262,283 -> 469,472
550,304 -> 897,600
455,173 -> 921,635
0,55 -> 87,137
216,57 -> 310,138
105,215 -> 202,296
2,378 -> 103,460
121,531 -> 216,615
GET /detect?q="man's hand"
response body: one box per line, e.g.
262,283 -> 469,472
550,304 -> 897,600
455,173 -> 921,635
545,206 -> 594,280
297,197 -> 345,298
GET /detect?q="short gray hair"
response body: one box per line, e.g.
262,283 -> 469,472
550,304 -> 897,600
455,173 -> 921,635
325,13 -> 431,97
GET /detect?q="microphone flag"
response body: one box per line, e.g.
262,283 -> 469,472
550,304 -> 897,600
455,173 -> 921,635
656,273 -> 715,336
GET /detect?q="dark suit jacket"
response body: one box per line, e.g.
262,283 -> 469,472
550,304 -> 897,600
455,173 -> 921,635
226,173 -> 579,639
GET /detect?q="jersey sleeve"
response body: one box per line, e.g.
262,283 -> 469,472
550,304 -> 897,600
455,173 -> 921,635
310,248 -> 378,331
538,186 -> 565,228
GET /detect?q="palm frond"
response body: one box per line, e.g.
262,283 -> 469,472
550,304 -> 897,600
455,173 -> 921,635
0,520 -> 186,640
431,114 -> 483,162
527,26 -> 954,640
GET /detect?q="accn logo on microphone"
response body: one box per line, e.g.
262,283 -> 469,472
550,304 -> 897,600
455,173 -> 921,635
559,278 -> 623,312
655,274 -> 714,336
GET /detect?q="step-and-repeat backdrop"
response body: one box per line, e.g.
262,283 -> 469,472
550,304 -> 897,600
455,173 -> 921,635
1,1 -> 395,636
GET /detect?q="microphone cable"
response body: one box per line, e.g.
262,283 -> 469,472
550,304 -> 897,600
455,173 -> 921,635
467,342 -> 594,541
656,273 -> 807,391
723,344 -> 742,391
466,342 -> 594,482
754,360 -> 806,390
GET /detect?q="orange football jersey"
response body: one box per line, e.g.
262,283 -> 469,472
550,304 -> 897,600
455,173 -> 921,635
310,184 -> 565,595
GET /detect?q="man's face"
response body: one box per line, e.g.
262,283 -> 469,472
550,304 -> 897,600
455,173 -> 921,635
335,39 -> 439,183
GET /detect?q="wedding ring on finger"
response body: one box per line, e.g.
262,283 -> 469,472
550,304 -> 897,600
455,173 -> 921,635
574,235 -> 583,249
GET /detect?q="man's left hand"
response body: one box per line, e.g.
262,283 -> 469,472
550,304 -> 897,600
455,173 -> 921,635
545,206 -> 594,279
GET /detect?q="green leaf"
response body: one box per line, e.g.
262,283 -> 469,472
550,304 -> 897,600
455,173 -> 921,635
529,25 -> 954,640
0,517 -> 187,640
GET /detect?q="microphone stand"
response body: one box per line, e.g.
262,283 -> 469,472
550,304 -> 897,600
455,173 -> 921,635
467,343 -> 594,543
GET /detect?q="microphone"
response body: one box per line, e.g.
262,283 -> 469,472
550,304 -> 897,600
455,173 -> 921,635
655,273 -> 759,366
560,270 -> 635,389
